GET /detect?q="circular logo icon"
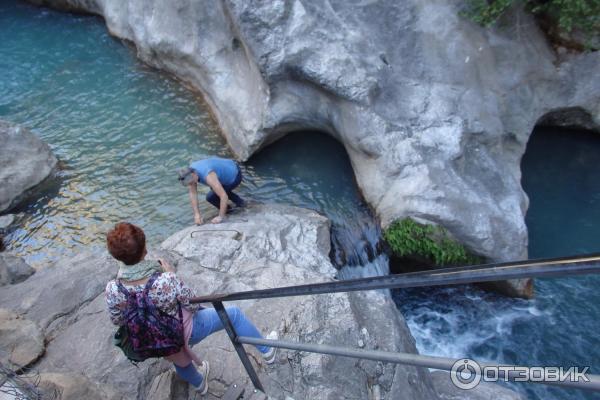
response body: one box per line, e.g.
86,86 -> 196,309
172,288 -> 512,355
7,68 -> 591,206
451,359 -> 482,390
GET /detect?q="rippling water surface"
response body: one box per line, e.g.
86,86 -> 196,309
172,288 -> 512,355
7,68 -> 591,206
0,1 -> 380,270
395,127 -> 600,400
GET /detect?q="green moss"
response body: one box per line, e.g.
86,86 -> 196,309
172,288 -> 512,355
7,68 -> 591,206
383,218 -> 481,267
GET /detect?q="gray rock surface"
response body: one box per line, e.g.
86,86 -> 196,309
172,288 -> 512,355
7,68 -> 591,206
431,371 -> 524,400
25,0 -> 600,268
0,254 -> 36,286
0,120 -> 57,213
0,308 -> 45,370
0,205 -> 521,399
36,372 -> 118,400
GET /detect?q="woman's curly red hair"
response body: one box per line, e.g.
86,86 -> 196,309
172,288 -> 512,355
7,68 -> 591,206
106,222 -> 146,265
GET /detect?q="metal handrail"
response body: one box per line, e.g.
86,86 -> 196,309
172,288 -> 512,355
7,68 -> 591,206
201,253 -> 600,394
191,253 -> 600,303
239,337 -> 600,391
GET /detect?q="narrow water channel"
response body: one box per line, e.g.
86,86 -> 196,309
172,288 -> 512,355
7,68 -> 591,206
394,126 -> 600,400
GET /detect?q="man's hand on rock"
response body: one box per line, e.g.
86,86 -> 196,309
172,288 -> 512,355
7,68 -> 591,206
194,214 -> 203,225
211,215 -> 224,224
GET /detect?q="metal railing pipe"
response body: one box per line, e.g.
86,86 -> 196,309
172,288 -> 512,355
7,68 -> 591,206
238,337 -> 600,391
190,253 -> 600,303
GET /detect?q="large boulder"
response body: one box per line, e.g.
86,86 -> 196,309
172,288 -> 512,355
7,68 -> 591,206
0,120 -> 57,213
0,204 -> 522,399
24,0 -> 600,268
160,205 -> 438,399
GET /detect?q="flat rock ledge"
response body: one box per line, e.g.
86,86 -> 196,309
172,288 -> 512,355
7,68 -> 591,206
0,204 -> 520,399
0,119 -> 57,213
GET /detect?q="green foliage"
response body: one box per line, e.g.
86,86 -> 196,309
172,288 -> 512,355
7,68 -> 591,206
463,0 -> 514,26
463,0 -> 600,40
383,219 -> 481,267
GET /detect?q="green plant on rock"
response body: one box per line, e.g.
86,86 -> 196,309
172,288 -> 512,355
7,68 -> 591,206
462,0 -> 600,45
383,218 -> 481,267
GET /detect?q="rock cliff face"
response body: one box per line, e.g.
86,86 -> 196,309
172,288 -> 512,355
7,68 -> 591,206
0,205 -> 521,399
0,120 -> 57,213
27,0 -> 600,264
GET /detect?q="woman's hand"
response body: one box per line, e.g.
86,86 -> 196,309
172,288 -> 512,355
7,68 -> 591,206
211,215 -> 224,224
194,214 -> 204,225
158,258 -> 175,273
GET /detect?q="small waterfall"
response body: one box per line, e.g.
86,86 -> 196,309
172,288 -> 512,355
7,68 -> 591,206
330,205 -> 390,279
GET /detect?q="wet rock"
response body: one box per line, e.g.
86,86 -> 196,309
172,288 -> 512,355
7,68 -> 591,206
0,309 -> 45,370
0,120 -> 57,213
0,254 -> 36,286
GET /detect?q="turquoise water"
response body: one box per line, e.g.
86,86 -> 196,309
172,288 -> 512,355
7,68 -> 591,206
0,1 -> 380,270
395,127 -> 600,400
1,2 -> 225,266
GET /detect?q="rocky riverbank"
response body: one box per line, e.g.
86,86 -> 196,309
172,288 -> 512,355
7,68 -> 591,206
0,204 -> 522,399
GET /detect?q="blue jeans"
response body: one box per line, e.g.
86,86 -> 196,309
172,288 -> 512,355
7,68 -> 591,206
206,168 -> 245,209
174,306 -> 269,388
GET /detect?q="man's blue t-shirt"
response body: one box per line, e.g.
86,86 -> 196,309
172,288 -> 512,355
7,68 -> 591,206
190,158 -> 239,186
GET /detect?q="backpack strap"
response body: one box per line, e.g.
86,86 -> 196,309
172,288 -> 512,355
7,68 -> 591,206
115,279 -> 130,297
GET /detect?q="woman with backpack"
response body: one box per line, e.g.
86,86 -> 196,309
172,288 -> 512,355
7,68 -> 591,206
104,222 -> 277,395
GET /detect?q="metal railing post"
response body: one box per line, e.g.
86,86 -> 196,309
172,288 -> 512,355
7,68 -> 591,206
212,301 -> 265,393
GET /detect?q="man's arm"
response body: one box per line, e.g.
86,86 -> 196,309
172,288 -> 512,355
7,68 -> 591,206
205,171 -> 228,223
188,182 -> 203,225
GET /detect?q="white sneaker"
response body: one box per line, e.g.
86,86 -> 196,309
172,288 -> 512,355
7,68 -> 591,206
193,361 -> 210,395
262,331 -> 279,364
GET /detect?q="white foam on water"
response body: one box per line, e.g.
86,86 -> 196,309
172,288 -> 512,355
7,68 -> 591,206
395,285 -> 542,360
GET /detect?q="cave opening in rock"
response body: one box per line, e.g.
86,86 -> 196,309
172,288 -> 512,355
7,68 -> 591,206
507,111 -> 600,400
244,130 -> 386,274
522,109 -> 600,258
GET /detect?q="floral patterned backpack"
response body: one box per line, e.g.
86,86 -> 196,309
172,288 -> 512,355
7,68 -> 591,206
113,272 -> 184,362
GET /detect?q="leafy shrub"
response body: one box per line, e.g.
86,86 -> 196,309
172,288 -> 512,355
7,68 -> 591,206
383,218 -> 481,266
463,0 -> 600,42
